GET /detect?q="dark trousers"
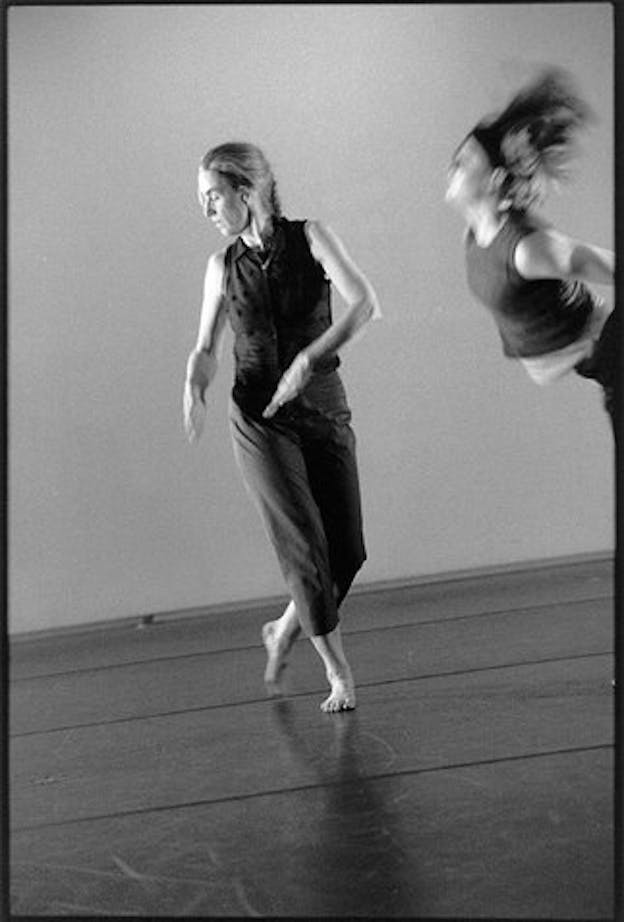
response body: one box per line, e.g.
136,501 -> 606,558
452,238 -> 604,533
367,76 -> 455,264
229,372 -> 366,637
575,308 -> 618,432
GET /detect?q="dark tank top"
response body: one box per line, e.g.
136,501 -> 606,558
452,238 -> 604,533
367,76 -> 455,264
223,217 -> 339,415
464,211 -> 595,358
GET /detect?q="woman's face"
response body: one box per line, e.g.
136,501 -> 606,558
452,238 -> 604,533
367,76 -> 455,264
197,168 -> 250,237
445,136 -> 493,210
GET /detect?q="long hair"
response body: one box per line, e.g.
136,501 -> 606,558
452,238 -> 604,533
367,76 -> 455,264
471,68 -> 594,210
200,141 -> 282,217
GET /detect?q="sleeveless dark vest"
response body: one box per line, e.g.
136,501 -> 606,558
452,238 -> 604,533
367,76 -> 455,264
464,211 -> 595,358
224,217 -> 339,415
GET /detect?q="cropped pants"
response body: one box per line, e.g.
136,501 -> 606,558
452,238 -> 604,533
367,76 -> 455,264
229,371 -> 366,637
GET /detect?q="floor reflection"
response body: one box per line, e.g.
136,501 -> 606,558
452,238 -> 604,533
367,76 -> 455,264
263,697 -> 421,916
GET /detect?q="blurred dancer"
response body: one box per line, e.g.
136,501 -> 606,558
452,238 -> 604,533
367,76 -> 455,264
445,68 -> 616,431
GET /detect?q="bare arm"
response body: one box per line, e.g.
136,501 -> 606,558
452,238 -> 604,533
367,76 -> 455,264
515,228 -> 614,286
194,249 -> 229,353
183,250 -> 228,442
304,219 -> 382,363
263,220 -> 381,418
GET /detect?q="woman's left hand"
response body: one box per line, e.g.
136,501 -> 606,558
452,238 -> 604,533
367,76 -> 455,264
263,351 -> 313,418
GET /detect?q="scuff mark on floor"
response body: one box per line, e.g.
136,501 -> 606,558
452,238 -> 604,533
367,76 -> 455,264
232,876 -> 262,917
361,730 -> 398,767
111,854 -> 149,881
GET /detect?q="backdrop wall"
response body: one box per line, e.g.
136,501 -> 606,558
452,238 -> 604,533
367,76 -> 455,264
8,4 -> 614,633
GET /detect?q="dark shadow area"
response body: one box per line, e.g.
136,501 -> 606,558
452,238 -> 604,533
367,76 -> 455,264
257,697 -> 421,917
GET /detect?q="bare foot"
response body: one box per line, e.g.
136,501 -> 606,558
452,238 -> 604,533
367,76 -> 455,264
262,621 -> 292,691
320,668 -> 356,713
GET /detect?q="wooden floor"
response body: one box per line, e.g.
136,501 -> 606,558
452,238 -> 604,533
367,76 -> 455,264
9,557 -> 615,918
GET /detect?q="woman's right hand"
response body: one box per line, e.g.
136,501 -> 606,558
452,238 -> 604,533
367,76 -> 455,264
183,348 -> 217,443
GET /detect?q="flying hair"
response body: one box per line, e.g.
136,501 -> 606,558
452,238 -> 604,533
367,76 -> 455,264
471,67 -> 594,209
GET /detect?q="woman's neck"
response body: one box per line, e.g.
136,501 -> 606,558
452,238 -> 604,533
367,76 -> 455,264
241,209 -> 274,249
465,202 -> 508,247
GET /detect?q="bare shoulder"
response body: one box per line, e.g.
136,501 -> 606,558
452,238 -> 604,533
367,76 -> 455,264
207,246 -> 228,270
303,219 -> 346,259
514,229 -> 546,277
202,246 -> 229,303
514,224 -> 570,279
307,217 -> 348,240
518,225 -> 565,256
204,246 -> 228,283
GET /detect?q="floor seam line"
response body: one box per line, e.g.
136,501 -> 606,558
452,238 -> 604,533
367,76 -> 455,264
10,742 -> 613,834
10,649 -> 614,739
9,595 -> 613,682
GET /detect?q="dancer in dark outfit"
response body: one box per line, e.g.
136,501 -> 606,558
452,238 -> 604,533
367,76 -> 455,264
183,142 -> 380,712
445,69 -> 616,430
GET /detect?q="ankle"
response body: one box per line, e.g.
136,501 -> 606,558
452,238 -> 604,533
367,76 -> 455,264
264,621 -> 295,651
327,663 -> 353,684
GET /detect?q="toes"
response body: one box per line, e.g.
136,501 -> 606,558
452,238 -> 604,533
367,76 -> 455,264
320,694 -> 356,713
320,694 -> 334,713
338,699 -> 356,712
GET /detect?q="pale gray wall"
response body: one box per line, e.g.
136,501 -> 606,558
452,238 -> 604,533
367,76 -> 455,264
8,4 -> 614,633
